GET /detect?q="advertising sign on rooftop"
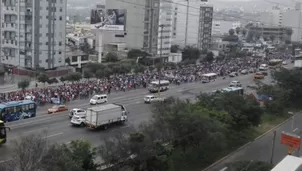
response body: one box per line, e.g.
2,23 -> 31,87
90,5 -> 126,31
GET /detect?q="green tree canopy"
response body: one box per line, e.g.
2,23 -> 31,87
37,73 -> 49,84
105,52 -> 119,62
182,46 -> 201,61
171,45 -> 179,53
18,80 -> 30,90
127,49 -> 150,59
64,72 -> 82,82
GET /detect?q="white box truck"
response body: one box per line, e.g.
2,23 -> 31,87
85,103 -> 128,130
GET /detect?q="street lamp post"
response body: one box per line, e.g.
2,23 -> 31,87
288,111 -> 295,132
158,24 -> 164,97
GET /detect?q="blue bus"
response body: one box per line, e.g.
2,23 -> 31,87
0,100 -> 37,122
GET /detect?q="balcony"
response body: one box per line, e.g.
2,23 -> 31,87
3,6 -> 18,15
2,23 -> 17,31
2,40 -> 17,48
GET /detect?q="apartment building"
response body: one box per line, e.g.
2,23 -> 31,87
143,0 -> 173,59
0,0 -> 66,69
259,3 -> 302,42
198,4 -> 213,50
212,20 -> 241,36
172,0 -> 213,50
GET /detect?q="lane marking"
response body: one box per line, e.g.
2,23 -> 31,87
42,132 -> 64,139
294,128 -> 299,132
220,167 -> 228,171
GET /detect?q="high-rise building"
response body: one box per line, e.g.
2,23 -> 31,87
198,3 -> 213,50
0,0 -> 66,69
172,0 -> 213,50
97,0 -> 173,61
259,6 -> 283,27
143,0 -> 173,59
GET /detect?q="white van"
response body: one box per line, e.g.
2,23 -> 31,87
90,94 -> 108,105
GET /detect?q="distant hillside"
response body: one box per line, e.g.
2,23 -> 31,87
212,0 -> 295,12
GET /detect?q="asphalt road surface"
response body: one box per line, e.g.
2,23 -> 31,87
0,72 -> 262,162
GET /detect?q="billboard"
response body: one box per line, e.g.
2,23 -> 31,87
90,5 -> 126,31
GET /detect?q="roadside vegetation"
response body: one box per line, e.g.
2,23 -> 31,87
0,67 -> 301,171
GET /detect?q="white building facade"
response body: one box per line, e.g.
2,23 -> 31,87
259,4 -> 302,42
172,0 -> 213,50
0,0 -> 66,69
212,20 -> 241,36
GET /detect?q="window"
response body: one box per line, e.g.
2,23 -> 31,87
81,55 -> 88,61
71,56 -> 77,62
58,41 -> 62,46
46,42 -> 48,45
59,16 -> 62,20
59,7 -> 62,12
58,51 -> 61,54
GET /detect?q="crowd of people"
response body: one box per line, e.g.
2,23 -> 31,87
0,54 -> 291,106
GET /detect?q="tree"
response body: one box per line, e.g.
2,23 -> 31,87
85,63 -> 105,74
64,72 -> 82,82
105,52 -> 119,62
18,80 -> 30,90
205,51 -> 214,62
65,58 -> 71,66
235,27 -> 240,35
254,32 -> 261,40
170,45 -> 179,53
133,64 -> 145,74
37,73 -> 49,84
83,69 -> 93,80
242,29 -> 247,37
229,28 -> 235,36
127,49 -> 150,59
47,78 -> 58,85
0,134 -> 99,171
270,35 -> 275,42
197,92 -> 263,130
182,46 -> 201,61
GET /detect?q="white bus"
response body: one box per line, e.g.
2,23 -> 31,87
148,80 -> 170,93
201,73 -> 217,83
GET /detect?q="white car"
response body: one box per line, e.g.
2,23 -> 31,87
230,81 -> 241,87
70,114 -> 86,127
69,108 -> 86,119
144,95 -> 165,104
89,94 -> 108,105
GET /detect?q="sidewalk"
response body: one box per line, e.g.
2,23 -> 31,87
0,77 -> 99,93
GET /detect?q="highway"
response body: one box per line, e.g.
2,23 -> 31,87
207,112 -> 302,171
0,73 -> 259,161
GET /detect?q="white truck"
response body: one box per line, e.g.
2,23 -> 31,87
85,103 -> 128,130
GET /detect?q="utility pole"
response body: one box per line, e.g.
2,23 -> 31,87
184,0 -> 189,46
158,24 -> 164,97
270,130 -> 277,164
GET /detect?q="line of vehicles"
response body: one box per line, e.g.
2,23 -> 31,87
0,64 -> 277,145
